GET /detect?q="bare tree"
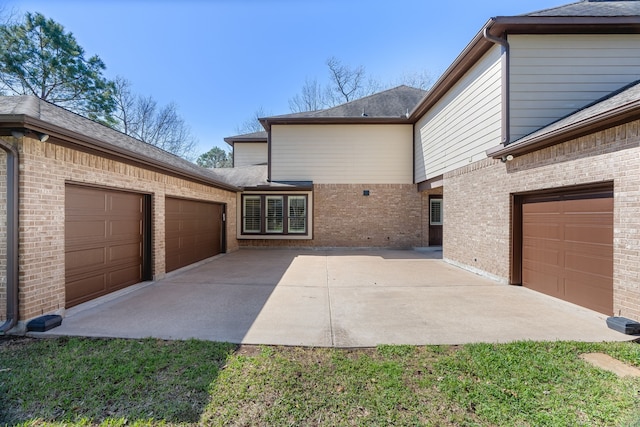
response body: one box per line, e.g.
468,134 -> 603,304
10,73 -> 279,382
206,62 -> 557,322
325,56 -> 380,105
395,70 -> 434,91
112,76 -> 136,134
113,76 -> 197,160
288,77 -> 326,113
234,106 -> 270,135
288,57 -> 383,113
0,4 -> 17,26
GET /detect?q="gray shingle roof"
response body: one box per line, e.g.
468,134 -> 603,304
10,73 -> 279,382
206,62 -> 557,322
524,0 -> 640,17
0,96 -> 239,191
211,164 -> 312,190
265,85 -> 427,120
223,130 -> 267,146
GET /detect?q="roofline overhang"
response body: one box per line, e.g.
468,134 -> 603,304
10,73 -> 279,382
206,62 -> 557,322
0,115 -> 241,192
409,15 -> 640,121
241,181 -> 314,192
259,116 -> 412,130
486,98 -> 640,158
223,136 -> 268,146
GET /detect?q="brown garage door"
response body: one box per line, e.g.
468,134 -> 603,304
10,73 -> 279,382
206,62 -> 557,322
65,185 -> 149,308
521,190 -> 613,315
165,197 -> 223,273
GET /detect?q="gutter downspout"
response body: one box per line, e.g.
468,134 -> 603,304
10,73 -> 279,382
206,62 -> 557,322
483,26 -> 510,145
0,138 -> 19,334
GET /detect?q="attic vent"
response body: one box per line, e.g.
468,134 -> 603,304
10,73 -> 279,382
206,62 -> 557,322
362,108 -> 368,117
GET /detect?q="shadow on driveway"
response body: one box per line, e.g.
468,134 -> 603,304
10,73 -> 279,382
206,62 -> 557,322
40,248 -> 630,347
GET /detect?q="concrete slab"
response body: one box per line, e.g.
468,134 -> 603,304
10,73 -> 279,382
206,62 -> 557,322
37,249 -> 635,347
580,353 -> 640,377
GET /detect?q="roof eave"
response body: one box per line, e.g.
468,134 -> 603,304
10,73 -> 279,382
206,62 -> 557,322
409,15 -> 640,121
486,100 -> 640,158
0,115 -> 241,192
260,116 -> 412,130
489,15 -> 640,35
223,136 -> 268,146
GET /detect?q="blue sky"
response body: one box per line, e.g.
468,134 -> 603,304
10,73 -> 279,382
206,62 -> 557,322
7,0 -> 567,156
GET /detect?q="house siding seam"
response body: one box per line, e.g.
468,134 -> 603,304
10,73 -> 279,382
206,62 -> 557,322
443,119 -> 640,321
415,46 -> 503,183
509,34 -> 640,141
238,184 -> 422,248
9,137 -> 238,322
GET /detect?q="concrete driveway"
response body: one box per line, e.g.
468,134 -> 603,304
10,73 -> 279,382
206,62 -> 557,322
39,249 -> 630,347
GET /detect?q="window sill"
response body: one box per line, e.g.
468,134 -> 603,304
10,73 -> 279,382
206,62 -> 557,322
237,234 -> 312,240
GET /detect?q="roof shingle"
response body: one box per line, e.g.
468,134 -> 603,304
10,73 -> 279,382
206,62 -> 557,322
523,0 -> 640,17
0,96 -> 239,191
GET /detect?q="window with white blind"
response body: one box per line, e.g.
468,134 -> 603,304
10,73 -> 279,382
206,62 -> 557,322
266,196 -> 284,233
241,194 -> 308,235
430,198 -> 443,225
243,196 -> 261,233
288,196 -> 307,234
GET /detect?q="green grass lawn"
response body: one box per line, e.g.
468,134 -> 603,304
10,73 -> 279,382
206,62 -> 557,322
1,337 -> 639,426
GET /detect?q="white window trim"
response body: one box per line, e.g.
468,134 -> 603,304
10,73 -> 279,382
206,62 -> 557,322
237,191 -> 313,240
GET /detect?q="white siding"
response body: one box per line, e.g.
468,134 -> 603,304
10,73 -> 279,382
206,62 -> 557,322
271,124 -> 413,184
233,142 -> 268,167
510,34 -> 640,141
415,46 -> 503,182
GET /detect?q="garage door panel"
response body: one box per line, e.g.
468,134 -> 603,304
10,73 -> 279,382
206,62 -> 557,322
563,197 -> 612,213
565,279 -> 613,315
523,246 -> 560,267
66,189 -> 107,212
109,242 -> 142,262
108,265 -> 143,289
66,185 -> 146,308
66,220 -> 107,240
523,223 -> 561,240
66,274 -> 107,303
110,219 -> 142,237
523,267 -> 562,295
521,191 -> 613,315
565,252 -> 613,277
66,247 -> 106,272
109,193 -> 142,213
165,236 -> 180,251
565,224 -> 612,244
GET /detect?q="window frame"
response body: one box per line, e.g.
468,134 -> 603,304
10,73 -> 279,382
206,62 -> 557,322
429,198 -> 443,226
241,194 -> 309,236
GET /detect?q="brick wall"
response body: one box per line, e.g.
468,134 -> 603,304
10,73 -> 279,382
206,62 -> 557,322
239,184 -> 422,248
15,136 -> 237,322
444,120 -> 640,320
